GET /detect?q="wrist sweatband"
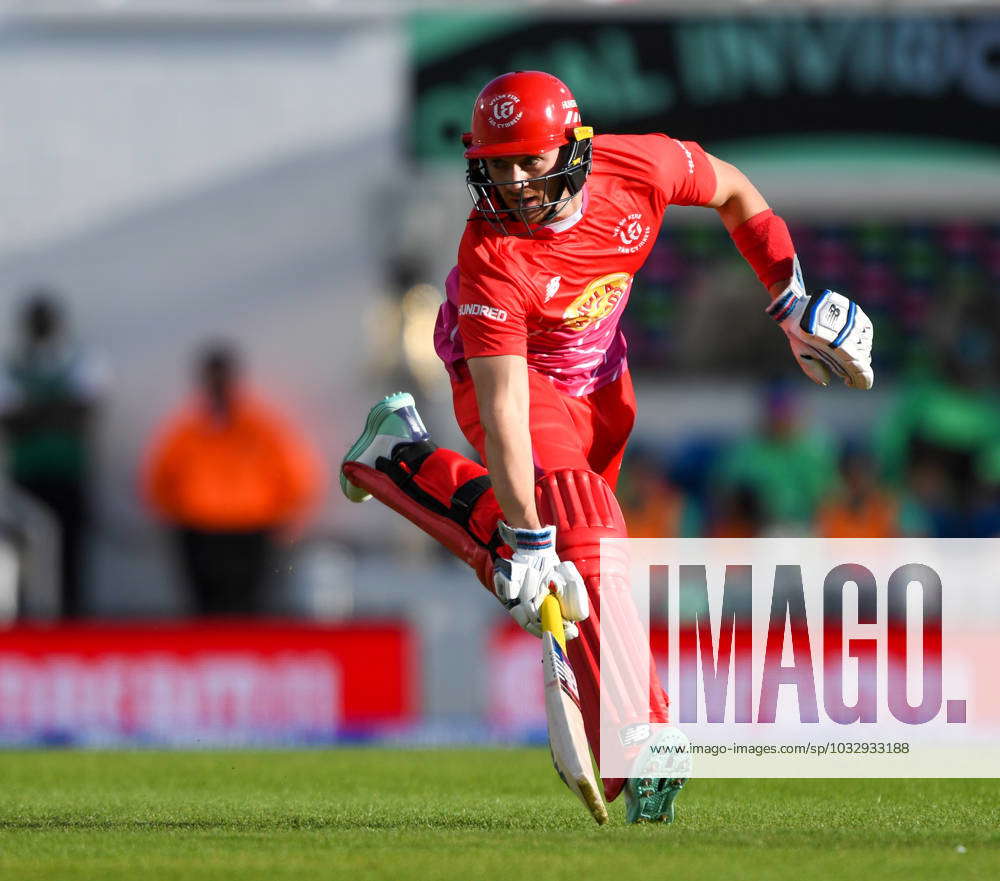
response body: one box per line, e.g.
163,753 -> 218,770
498,521 -> 554,552
730,209 -> 796,290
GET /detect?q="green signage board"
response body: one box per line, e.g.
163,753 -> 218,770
411,13 -> 1000,164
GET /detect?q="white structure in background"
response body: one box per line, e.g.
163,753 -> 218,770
0,484 -> 60,620
0,14 -> 407,613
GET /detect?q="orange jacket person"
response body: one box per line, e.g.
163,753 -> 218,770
144,344 -> 321,614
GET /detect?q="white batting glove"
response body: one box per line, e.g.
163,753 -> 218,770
492,522 -> 588,640
767,258 -> 874,389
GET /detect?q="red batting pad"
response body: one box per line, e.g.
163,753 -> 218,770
342,461 -> 496,590
535,468 -> 670,802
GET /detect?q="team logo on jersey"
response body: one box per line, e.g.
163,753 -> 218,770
459,303 -> 508,322
544,276 -> 562,302
673,139 -> 696,175
562,272 -> 631,332
488,93 -> 523,129
612,213 -> 651,254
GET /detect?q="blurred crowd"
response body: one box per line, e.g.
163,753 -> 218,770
0,289 -> 322,620
619,375 -> 1000,541
1,265 -> 997,620
626,219 -> 1000,381
616,218 -> 1000,541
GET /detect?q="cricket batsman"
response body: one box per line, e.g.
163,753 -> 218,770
340,71 -> 874,823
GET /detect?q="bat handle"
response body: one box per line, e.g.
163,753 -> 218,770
540,592 -> 566,651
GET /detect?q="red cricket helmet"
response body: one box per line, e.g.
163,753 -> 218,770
463,70 -> 582,158
462,71 -> 593,236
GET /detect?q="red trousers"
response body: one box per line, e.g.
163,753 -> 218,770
370,368 -> 667,801
452,367 -> 637,489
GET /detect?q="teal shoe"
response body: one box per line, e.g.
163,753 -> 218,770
623,724 -> 690,824
340,392 -> 429,502
624,776 -> 686,824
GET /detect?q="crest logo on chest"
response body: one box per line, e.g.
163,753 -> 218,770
562,272 -> 631,332
612,213 -> 651,254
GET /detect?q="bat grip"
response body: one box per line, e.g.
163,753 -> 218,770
540,593 -> 566,651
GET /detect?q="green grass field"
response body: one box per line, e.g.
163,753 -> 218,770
0,750 -> 996,881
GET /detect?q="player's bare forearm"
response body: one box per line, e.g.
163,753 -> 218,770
705,153 -> 793,295
466,354 -> 541,530
483,428 -> 540,529
705,153 -> 770,232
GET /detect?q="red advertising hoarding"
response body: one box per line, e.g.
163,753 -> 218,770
489,621 -> 1000,736
0,620 -> 417,745
486,622 -> 670,735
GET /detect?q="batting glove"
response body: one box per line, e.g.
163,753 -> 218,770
767,258 -> 874,389
493,522 -> 588,639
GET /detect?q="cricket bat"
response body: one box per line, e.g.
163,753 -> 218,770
540,593 -> 609,825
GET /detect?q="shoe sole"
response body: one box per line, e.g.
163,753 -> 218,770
339,392 -> 415,503
626,778 -> 684,824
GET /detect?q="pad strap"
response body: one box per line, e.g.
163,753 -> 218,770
378,440 -> 436,486
450,475 -> 494,529
342,461 -> 496,589
377,442 -> 497,534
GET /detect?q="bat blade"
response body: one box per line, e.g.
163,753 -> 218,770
541,597 -> 608,826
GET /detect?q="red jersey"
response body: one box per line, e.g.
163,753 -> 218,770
434,133 -> 717,396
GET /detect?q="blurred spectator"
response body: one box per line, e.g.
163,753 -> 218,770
815,445 -> 898,537
619,448 -> 699,538
876,339 -> 1000,536
0,289 -> 109,617
971,444 -> 1000,537
710,383 -> 835,535
143,343 -> 322,615
708,485 -> 766,538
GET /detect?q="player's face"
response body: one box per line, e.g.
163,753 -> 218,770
484,148 -> 572,223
